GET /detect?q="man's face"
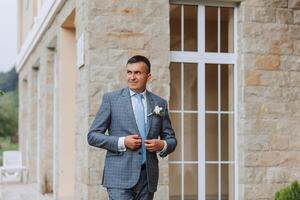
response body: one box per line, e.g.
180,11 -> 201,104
126,62 -> 151,93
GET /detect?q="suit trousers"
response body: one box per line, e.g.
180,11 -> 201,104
107,165 -> 154,200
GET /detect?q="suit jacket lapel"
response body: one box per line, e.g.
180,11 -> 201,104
146,91 -> 154,136
122,88 -> 139,134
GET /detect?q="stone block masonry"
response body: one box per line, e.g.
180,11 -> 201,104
238,0 -> 300,199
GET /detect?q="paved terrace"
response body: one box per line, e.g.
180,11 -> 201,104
0,183 -> 52,200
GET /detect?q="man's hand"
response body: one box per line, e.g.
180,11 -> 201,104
124,134 -> 142,150
144,139 -> 165,152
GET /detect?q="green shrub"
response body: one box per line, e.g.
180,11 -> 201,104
0,90 -> 18,138
275,181 -> 300,200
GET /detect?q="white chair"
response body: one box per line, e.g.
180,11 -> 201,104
0,150 -> 27,183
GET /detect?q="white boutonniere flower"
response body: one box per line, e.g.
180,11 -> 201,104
147,106 -> 163,117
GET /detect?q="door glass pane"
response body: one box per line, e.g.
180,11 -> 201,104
205,64 -> 218,111
206,164 -> 218,200
184,113 -> 198,161
169,4 -> 236,200
169,113 -> 182,161
184,164 -> 198,200
184,63 -> 197,110
169,164 -> 182,200
221,114 -> 234,161
221,164 -> 235,200
221,7 -> 234,53
184,5 -> 198,51
205,114 -> 218,161
170,4 -> 182,51
170,62 -> 181,110
221,64 -> 234,111
205,6 -> 218,52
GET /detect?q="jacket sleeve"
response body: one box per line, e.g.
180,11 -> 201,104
87,93 -> 119,153
159,100 -> 177,158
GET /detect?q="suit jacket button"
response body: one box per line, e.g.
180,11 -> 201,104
138,152 -> 142,155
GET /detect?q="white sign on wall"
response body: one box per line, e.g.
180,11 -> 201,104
76,34 -> 84,68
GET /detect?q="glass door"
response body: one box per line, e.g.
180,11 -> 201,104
169,3 -> 237,200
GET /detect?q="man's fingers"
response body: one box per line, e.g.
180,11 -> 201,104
144,139 -> 164,152
144,140 -> 153,144
145,143 -> 154,147
132,134 -> 140,139
125,134 -> 142,150
127,136 -> 162,151
146,146 -> 156,152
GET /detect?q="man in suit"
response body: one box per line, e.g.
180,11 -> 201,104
87,55 -> 177,200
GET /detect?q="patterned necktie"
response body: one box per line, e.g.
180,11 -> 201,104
135,93 -> 146,164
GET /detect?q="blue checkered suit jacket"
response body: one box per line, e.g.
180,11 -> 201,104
87,87 -> 177,192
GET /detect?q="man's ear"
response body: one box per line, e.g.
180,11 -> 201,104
147,73 -> 152,81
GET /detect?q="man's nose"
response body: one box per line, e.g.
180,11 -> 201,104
129,73 -> 136,80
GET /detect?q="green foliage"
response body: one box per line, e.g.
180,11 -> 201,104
0,90 -> 18,137
0,67 -> 18,92
0,67 -> 18,139
275,181 -> 300,200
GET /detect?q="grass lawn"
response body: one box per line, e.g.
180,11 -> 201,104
0,137 -> 18,166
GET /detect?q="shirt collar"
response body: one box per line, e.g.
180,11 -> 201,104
129,88 -> 146,98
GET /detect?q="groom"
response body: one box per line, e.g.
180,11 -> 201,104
87,55 -> 177,200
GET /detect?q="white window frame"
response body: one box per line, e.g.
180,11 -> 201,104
169,2 -> 238,200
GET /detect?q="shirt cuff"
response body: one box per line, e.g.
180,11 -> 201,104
158,140 -> 167,154
118,137 -> 127,152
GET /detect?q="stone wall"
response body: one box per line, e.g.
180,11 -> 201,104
238,0 -> 300,199
28,67 -> 38,183
36,49 -> 55,194
82,0 -> 171,199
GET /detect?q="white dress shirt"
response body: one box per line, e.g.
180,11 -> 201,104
118,89 -> 167,153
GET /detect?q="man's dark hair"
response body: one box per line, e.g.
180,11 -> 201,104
127,55 -> 151,73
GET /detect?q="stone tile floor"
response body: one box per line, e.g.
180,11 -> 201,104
0,182 -> 52,200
